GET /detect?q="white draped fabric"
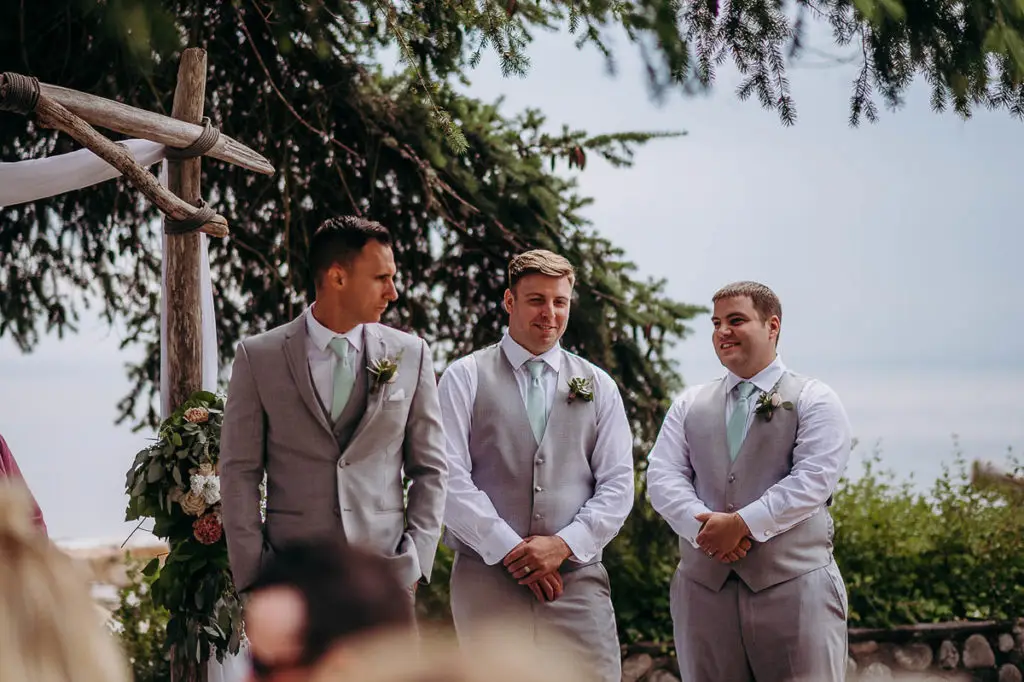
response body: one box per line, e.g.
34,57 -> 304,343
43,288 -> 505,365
0,139 -> 167,206
1,140 -> 247,681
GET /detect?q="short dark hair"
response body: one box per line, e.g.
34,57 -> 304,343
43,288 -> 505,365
309,216 -> 392,289
249,537 -> 412,667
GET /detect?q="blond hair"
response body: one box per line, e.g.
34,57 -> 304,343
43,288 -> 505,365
712,281 -> 782,322
508,249 -> 576,290
0,484 -> 130,682
312,624 -> 596,682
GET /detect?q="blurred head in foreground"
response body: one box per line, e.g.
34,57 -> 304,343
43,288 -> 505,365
310,625 -> 596,682
0,483 -> 129,682
245,537 -> 413,682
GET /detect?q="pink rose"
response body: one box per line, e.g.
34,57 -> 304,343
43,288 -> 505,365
183,407 -> 209,424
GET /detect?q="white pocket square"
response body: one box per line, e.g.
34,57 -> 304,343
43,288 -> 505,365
387,388 -> 406,402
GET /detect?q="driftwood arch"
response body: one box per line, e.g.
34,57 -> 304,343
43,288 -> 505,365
1,47 -> 274,412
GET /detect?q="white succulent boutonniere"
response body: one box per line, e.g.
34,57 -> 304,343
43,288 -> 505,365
567,376 -> 595,403
368,353 -> 402,393
754,390 -> 793,422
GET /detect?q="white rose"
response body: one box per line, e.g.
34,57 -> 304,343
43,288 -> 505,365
201,476 -> 221,505
190,474 -> 206,496
770,393 -> 783,407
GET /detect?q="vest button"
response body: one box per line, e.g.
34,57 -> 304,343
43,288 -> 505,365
534,486 -> 543,492
726,504 -> 736,512
535,458 -> 544,465
534,513 -> 543,520
728,474 -> 736,482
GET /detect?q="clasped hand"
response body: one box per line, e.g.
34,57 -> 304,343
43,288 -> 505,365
502,535 -> 571,603
695,512 -> 753,563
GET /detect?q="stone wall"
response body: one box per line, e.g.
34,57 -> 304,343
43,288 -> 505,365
620,620 -> 1024,682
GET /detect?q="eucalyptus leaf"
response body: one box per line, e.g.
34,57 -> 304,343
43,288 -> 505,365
172,466 -> 184,487
147,460 -> 164,483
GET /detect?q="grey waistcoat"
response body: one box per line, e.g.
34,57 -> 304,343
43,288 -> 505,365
444,344 -> 601,569
679,371 -> 833,593
312,356 -> 369,453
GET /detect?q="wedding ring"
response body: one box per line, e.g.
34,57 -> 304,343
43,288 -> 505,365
524,566 -> 532,574
705,550 -> 714,557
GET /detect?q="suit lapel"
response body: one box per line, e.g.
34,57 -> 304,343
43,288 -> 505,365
343,325 -> 388,454
283,316 -> 334,438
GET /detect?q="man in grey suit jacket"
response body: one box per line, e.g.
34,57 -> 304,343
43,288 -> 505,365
648,281 -> 851,682
220,216 -> 448,597
438,250 -> 635,682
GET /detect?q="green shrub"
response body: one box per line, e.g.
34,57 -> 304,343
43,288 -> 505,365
833,448 -> 1024,628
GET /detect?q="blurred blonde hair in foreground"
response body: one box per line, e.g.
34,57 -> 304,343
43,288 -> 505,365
0,482 -> 130,682
311,623 -> 598,682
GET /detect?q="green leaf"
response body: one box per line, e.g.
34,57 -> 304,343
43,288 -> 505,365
172,466 -> 184,487
171,432 -> 183,447
147,460 -> 164,483
143,558 -> 160,577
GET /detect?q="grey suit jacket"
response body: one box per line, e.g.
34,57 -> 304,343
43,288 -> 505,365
220,315 -> 448,592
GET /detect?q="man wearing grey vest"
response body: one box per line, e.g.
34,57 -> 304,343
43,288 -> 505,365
647,281 -> 851,682
221,216 -> 448,600
438,250 -> 634,682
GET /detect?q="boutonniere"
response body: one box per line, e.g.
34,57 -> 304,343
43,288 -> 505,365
753,390 -> 793,422
368,353 -> 402,393
567,376 -> 595,403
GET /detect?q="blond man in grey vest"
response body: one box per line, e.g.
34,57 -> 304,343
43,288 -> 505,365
438,250 -> 635,682
221,216 -> 448,598
647,281 -> 851,682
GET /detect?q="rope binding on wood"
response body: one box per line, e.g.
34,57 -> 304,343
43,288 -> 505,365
0,73 -> 41,114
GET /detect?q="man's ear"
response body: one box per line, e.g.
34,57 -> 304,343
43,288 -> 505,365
502,288 -> 514,314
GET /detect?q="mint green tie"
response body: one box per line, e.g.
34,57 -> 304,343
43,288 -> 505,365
525,360 -> 548,443
328,337 -> 355,420
727,381 -> 757,461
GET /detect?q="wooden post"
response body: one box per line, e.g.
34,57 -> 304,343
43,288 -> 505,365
166,49 -> 209,682
165,47 -> 208,422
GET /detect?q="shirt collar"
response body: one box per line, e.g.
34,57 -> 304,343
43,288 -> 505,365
725,355 -> 786,395
305,305 -> 364,353
500,332 -> 561,374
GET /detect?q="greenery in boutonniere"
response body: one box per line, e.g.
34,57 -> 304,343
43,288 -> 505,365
754,390 -> 793,422
567,376 -> 595,403
368,353 -> 403,393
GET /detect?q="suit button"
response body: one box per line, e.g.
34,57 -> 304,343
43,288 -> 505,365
728,474 -> 736,483
535,458 -> 544,465
534,486 -> 543,492
535,513 -> 543,520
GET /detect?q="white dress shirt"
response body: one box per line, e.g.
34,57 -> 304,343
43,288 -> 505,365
646,356 -> 851,546
304,305 -> 364,411
438,333 -> 635,565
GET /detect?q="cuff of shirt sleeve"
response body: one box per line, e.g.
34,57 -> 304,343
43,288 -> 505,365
682,513 -> 706,549
477,522 -> 524,565
556,522 -> 593,564
737,500 -> 776,542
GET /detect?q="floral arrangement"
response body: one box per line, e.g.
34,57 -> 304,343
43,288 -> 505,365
567,376 -> 595,403
753,389 -> 794,421
124,390 -> 243,677
368,353 -> 402,393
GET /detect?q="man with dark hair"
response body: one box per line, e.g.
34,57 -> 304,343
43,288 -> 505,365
244,537 -> 413,681
221,215 -> 448,604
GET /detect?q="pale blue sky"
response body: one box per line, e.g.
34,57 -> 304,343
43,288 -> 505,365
2,24 -> 1021,542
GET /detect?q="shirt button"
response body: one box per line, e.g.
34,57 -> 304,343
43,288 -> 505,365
535,486 -> 543,492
